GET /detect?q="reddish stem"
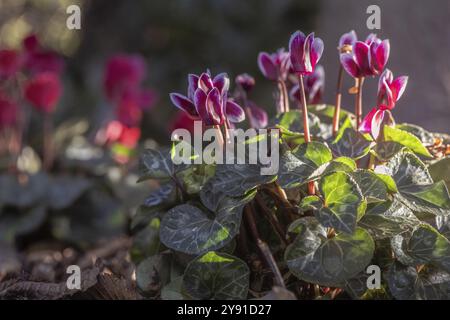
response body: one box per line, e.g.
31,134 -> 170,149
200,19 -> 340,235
298,74 -> 315,195
332,64 -> 344,136
355,77 -> 365,128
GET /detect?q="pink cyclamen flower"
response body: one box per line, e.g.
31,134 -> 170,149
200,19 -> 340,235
24,72 -> 62,113
289,31 -> 324,75
104,54 -> 146,101
22,34 -> 64,75
338,30 -> 357,52
257,49 -> 291,81
0,50 -> 22,78
290,65 -> 325,104
247,101 -> 268,129
0,92 -> 18,127
235,73 -> 255,92
360,69 -> 407,139
377,69 -> 408,110
170,71 -> 245,126
340,35 -> 390,78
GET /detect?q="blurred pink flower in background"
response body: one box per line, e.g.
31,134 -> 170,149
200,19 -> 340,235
22,34 -> 64,75
0,49 -> 22,79
0,91 -> 18,127
24,72 -> 62,113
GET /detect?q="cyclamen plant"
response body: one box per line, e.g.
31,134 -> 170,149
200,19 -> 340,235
134,29 -> 450,300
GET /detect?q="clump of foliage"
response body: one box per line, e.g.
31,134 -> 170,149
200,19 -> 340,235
134,30 -> 450,300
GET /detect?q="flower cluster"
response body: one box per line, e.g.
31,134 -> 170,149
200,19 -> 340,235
340,32 -> 390,78
101,54 -> 157,158
170,71 -> 245,126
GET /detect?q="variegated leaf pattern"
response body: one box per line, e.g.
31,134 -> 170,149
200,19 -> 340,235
285,219 -> 374,287
182,251 -> 249,300
330,128 -> 373,160
159,193 -> 254,255
315,171 -> 365,234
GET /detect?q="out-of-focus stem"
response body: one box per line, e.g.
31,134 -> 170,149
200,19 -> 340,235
42,113 -> 54,171
278,79 -> 290,112
355,77 -> 365,128
332,65 -> 344,136
244,204 -> 285,288
298,74 -> 315,195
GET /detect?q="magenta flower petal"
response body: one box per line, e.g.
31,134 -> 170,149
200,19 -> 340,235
187,74 -> 199,100
353,41 -> 371,76
365,33 -> 378,45
194,88 -> 212,125
289,30 -> 307,74
258,52 -> 278,81
339,30 -> 357,48
213,73 -> 230,95
225,100 -> 245,123
206,87 -> 223,125
248,102 -> 268,129
235,73 -> 255,92
340,53 -> 360,78
371,39 -> 390,74
391,76 -> 408,101
169,93 -> 197,118
310,37 -> 324,70
359,107 -> 385,139
198,72 -> 214,92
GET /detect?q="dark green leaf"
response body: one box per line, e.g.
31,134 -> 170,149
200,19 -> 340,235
47,175 -> 91,210
330,128 -> 373,160
387,263 -> 450,300
160,194 -> 254,255
208,164 -> 276,197
285,219 -> 374,287
161,276 -> 185,300
131,218 -> 161,263
429,157 -> 450,190
0,173 -> 48,208
136,254 -> 171,296
182,251 -> 250,300
351,170 -> 388,202
138,148 -> 187,182
0,205 -> 47,243
315,172 -> 366,233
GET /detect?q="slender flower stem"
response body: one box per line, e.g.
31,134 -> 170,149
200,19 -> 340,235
355,77 -> 365,128
255,194 -> 288,247
244,204 -> 285,288
42,113 -> 53,171
298,74 -> 315,195
276,81 -> 285,113
332,64 -> 344,136
279,79 -> 290,112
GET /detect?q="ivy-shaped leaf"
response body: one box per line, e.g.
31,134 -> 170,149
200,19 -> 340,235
373,141 -> 404,161
208,164 -> 276,197
330,128 -> 373,160
159,193 -> 254,255
350,169 -> 388,202
383,126 -> 432,158
396,123 -> 435,146
0,205 -> 47,244
359,214 -> 417,240
387,263 -> 450,300
429,157 -> 450,190
136,254 -> 171,296
138,148 -> 188,182
131,217 -> 161,263
285,218 -> 374,287
383,151 -> 450,216
0,173 -> 48,208
278,142 -> 332,188
182,251 -> 250,300
143,183 -> 176,207
315,172 -> 366,234
407,224 -> 450,273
